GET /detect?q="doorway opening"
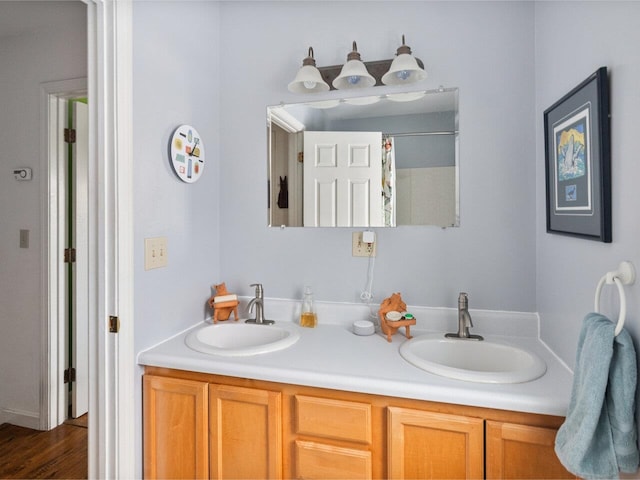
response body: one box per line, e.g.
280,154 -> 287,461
41,78 -> 89,430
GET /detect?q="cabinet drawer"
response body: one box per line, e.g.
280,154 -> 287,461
295,440 -> 372,479
295,395 -> 372,444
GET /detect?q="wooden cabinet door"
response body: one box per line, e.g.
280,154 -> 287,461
209,384 -> 283,479
387,406 -> 484,479
486,421 -> 576,479
143,374 -> 209,479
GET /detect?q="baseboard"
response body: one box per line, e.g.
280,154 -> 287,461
1,407 -> 41,430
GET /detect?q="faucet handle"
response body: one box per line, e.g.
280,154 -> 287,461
250,283 -> 263,297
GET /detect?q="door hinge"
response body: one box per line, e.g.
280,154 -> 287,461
64,367 -> 76,384
64,247 -> 76,263
109,315 -> 120,333
297,151 -> 304,163
64,128 -> 76,144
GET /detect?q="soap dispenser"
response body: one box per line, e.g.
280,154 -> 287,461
299,286 -> 317,328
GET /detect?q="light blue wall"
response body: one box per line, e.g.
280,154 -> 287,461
535,2 -> 640,368
218,1 -> 537,312
133,0 -> 221,358
132,1 -> 221,473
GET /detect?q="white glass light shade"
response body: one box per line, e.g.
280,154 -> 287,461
288,64 -> 330,93
332,41 -> 376,90
381,53 -> 427,85
288,47 -> 330,94
332,60 -> 375,90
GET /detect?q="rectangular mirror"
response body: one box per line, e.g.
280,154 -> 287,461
267,88 -> 459,227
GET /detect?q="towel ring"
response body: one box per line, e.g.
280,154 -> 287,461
594,261 -> 636,336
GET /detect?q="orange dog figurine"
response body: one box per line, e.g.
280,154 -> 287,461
378,292 -> 416,342
208,282 -> 239,323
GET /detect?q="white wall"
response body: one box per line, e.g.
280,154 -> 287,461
0,3 -> 86,427
131,0 -> 221,473
218,1 -> 537,312
535,2 -> 640,368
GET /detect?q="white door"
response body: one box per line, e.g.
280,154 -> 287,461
303,131 -> 383,227
71,101 -> 89,418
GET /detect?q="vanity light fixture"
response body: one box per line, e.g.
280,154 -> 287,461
288,35 -> 426,93
381,35 -> 427,86
287,47 -> 330,94
332,41 -> 376,90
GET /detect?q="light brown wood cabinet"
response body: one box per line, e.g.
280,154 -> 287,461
387,406 -> 484,479
486,421 -> 576,479
209,383 -> 282,479
143,374 -> 209,479
143,367 -> 573,480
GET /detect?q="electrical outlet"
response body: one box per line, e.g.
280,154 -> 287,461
144,237 -> 168,270
352,231 -> 376,257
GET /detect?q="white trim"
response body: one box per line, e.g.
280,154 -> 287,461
269,107 -> 305,133
87,1 -> 134,478
40,77 -> 88,431
1,408 -> 41,430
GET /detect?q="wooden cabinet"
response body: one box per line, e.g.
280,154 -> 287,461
387,406 -> 484,479
209,384 -> 282,479
143,375 -> 209,479
143,368 -> 569,480
144,373 -> 282,480
486,421 -> 575,479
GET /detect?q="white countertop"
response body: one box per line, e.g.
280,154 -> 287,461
138,299 -> 573,417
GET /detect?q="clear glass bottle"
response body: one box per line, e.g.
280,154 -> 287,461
299,286 -> 317,328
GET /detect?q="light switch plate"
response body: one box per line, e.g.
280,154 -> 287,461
144,237 -> 168,270
19,229 -> 29,248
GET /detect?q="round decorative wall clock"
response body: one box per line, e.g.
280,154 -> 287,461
169,124 -> 205,183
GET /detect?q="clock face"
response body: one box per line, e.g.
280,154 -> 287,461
170,124 -> 205,183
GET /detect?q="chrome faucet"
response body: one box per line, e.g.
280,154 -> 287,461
246,283 -> 274,325
445,292 -> 483,340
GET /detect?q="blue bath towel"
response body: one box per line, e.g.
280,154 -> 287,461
555,313 -> 639,479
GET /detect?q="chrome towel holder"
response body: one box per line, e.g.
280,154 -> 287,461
594,261 -> 636,336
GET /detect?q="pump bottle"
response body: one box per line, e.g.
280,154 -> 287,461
299,286 -> 317,328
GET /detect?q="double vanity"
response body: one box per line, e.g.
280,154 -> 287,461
139,298 -> 575,479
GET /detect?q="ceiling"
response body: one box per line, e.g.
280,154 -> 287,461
0,1 -> 85,40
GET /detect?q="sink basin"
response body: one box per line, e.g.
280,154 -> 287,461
186,322 -> 300,356
399,334 -> 547,384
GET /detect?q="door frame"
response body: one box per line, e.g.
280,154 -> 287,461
40,78 -> 88,430
39,1 -> 134,478
86,1 -> 134,477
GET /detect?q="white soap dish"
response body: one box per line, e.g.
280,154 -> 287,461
385,311 -> 402,322
353,320 -> 375,336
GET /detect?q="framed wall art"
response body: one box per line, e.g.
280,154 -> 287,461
544,66 -> 611,242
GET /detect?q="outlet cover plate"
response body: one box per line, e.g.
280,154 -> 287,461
352,232 -> 376,257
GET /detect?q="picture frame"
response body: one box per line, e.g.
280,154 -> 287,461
544,67 -> 611,242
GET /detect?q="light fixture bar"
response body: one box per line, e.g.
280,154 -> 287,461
318,58 -> 424,91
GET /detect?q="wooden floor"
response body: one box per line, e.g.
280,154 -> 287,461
0,419 -> 87,479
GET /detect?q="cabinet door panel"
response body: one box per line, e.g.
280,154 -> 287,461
486,421 -> 575,479
143,375 -> 209,479
210,384 -> 282,479
295,440 -> 372,479
387,406 -> 483,479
